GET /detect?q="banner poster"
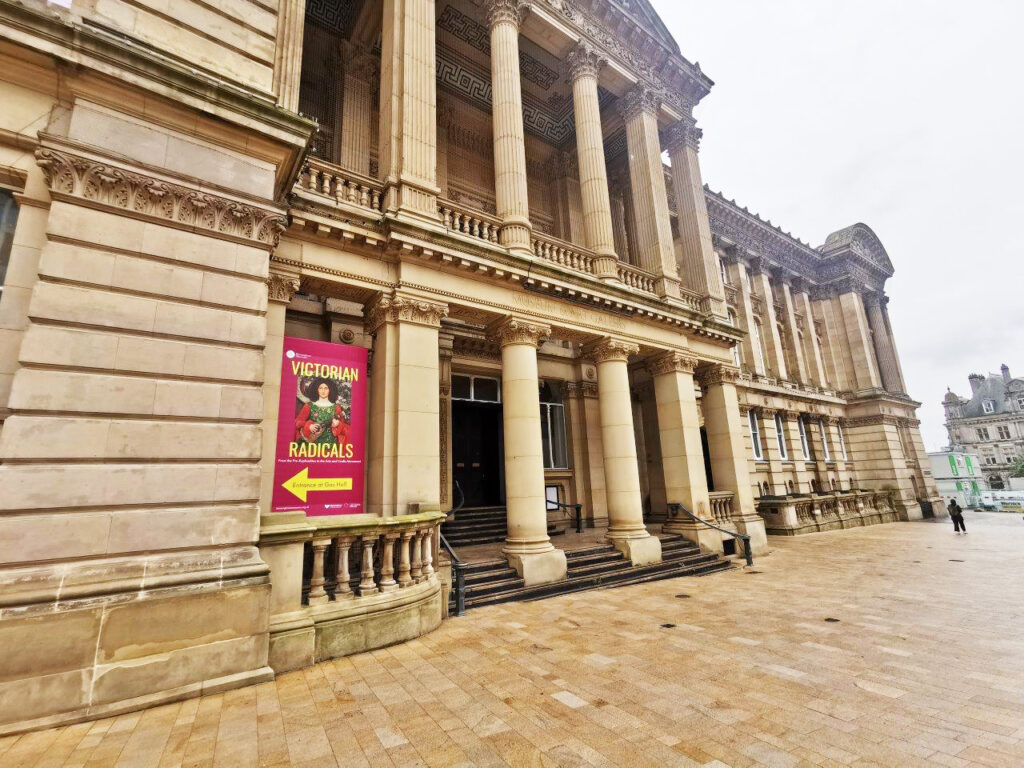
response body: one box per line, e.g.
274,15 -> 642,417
271,337 -> 368,516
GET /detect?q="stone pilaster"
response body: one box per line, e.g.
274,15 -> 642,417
488,317 -> 567,585
864,292 -> 906,394
486,0 -> 533,253
619,86 -> 679,299
836,285 -> 882,391
273,0 -> 306,111
777,277 -> 809,384
566,42 -> 618,280
340,41 -> 378,176
588,337 -> 662,565
727,256 -> 762,375
794,286 -> 827,386
663,119 -> 727,317
748,264 -> 787,380
439,330 -> 454,512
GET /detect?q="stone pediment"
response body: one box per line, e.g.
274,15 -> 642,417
820,224 -> 895,276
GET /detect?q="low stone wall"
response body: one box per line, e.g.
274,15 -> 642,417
758,490 -> 900,536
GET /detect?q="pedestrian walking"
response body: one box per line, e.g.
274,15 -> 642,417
949,498 -> 967,534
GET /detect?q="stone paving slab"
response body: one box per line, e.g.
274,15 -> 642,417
3,512 -> 1023,767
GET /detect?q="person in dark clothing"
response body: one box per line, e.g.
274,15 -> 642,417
949,499 -> 966,533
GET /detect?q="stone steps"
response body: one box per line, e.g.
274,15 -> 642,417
442,506 -> 559,547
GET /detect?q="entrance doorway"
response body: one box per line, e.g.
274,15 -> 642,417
451,374 -> 504,507
701,426 -> 715,492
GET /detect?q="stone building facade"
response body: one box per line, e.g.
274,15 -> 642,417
943,365 -> 1024,489
0,0 -> 940,734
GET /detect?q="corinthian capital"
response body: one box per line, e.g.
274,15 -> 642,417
565,41 -> 607,81
487,316 -> 551,348
588,337 -> 640,364
661,117 -> 701,154
618,85 -> 661,122
646,351 -> 700,377
485,0 -> 530,28
267,272 -> 300,304
341,41 -> 379,83
696,364 -> 741,388
365,293 -> 449,334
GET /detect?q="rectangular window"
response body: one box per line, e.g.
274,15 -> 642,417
837,421 -> 848,461
774,413 -> 788,460
949,455 -> 959,476
955,481 -> 963,491
749,410 -> 764,460
1017,397 -> 1024,410
965,455 -> 974,474
982,400 -> 995,414
971,481 -> 979,493
0,188 -> 19,290
819,420 -> 832,462
976,427 -> 990,441
997,426 -> 1011,440
539,381 -> 568,470
797,416 -> 811,460
452,374 -> 500,402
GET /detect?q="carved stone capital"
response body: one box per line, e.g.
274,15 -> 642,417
341,41 -> 379,83
487,316 -> 551,348
565,41 -> 606,81
662,117 -> 701,154
565,380 -> 599,399
646,351 -> 700,377
267,272 -> 300,304
485,0 -> 530,28
618,85 -> 661,122
588,337 -> 640,364
696,364 -> 741,388
862,291 -> 883,309
365,293 -> 449,334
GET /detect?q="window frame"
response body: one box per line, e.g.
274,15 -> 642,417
819,419 -> 832,462
774,413 -> 789,460
538,381 -> 568,470
982,399 -> 995,414
749,410 -> 764,460
797,416 -> 811,460
836,421 -> 848,461
451,374 -> 501,403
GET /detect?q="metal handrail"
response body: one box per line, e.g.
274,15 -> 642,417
546,498 -> 583,534
666,502 -> 753,567
439,481 -> 467,616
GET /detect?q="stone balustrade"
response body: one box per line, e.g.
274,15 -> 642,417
708,491 -> 735,525
439,200 -> 502,244
757,490 -> 899,536
531,232 -> 596,276
616,262 -> 658,293
300,158 -> 382,212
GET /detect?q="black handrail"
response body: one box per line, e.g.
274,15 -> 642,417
546,498 -> 583,533
439,481 -> 467,616
666,502 -> 754,567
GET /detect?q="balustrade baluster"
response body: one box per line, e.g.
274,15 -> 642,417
321,172 -> 332,197
398,531 -> 413,587
410,530 -> 423,582
420,527 -> 434,579
379,533 -> 399,591
359,535 -> 378,595
334,535 -> 353,597
308,537 -> 331,605
359,185 -> 370,207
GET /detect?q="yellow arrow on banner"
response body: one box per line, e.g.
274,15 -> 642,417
282,467 -> 353,502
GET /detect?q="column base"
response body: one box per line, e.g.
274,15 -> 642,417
592,254 -> 619,281
663,521 -> 723,553
505,548 -> 567,587
607,533 -> 662,566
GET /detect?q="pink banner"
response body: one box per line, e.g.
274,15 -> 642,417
271,337 -> 368,515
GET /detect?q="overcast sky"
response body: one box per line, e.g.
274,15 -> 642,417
652,0 -> 1024,450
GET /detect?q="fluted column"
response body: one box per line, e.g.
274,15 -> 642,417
567,42 -> 618,280
835,282 -> 881,390
777,276 -> 809,384
865,293 -> 906,393
340,41 -> 378,176
619,86 -> 679,299
273,0 -> 306,111
488,317 -> 567,585
794,286 -> 827,386
590,338 -> 662,565
486,0 -> 533,253
748,262 -> 787,380
663,119 -> 727,316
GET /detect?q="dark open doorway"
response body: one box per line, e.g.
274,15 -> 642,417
700,426 -> 715,492
452,400 -> 504,507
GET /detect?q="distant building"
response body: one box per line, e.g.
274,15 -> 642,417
927,450 -> 987,508
943,364 -> 1024,489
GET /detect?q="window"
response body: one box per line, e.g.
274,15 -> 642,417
451,374 -> 500,402
997,426 -> 1011,440
965,455 -> 974,475
797,416 -> 811,460
539,381 -> 568,470
749,410 -> 764,460
982,399 -> 995,414
819,419 -> 832,462
719,256 -> 729,287
948,455 -> 959,476
976,427 -> 990,441
774,413 -> 788,460
1017,397 -> 1024,410
0,188 -> 19,290
836,421 -> 848,461
752,320 -> 767,373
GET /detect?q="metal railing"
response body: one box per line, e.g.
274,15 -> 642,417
546,498 -> 584,534
666,502 -> 753,567
439,481 -> 467,616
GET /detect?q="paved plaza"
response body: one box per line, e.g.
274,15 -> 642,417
3,512 -> 1023,768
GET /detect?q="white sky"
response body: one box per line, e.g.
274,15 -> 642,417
651,0 -> 1024,450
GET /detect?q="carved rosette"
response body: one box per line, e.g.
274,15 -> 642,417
697,364 -> 741,388
487,316 -> 551,348
365,294 -> 449,334
618,85 -> 661,122
35,146 -> 287,248
646,351 -> 700,377
565,41 -> 607,81
662,118 -> 702,154
267,273 -> 300,304
589,337 -> 640,364
485,0 -> 530,28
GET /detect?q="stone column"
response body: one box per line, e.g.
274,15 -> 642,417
273,0 -> 306,112
810,285 -> 850,391
566,42 -> 618,280
379,0 -> 439,224
836,283 -> 882,391
663,118 -> 727,317
439,330 -> 454,512
365,293 -> 448,516
794,285 -> 827,386
340,41 -> 378,176
864,292 -> 906,394
727,255 -> 762,375
777,277 -> 809,384
590,338 -> 662,565
610,190 -> 630,264
698,365 -> 767,554
486,0 -> 533,253
748,263 -> 787,380
488,317 -> 567,585
619,86 -> 679,299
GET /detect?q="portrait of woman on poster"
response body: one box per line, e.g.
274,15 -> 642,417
295,378 -> 350,445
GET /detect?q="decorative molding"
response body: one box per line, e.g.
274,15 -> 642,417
365,293 -> 449,334
565,41 -> 606,81
565,380 -> 599,398
35,147 -> 286,248
267,273 -> 301,303
452,335 -> 502,361
588,337 -> 639,364
662,118 -> 701,154
619,85 -> 661,122
487,316 -> 551,348
646,351 -> 700,376
697,364 -> 741,388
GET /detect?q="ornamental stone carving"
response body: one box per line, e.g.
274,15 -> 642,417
697,364 -> 741,388
565,380 -> 599,398
565,41 -> 606,80
487,316 -> 551,348
662,118 -> 702,154
646,351 -> 700,376
618,85 -> 661,122
485,0 -> 530,28
267,273 -> 301,303
342,41 -> 379,83
588,337 -> 640,363
35,146 -> 287,248
365,294 -> 449,334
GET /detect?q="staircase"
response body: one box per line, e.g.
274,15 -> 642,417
441,506 -> 560,548
450,534 -> 731,612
